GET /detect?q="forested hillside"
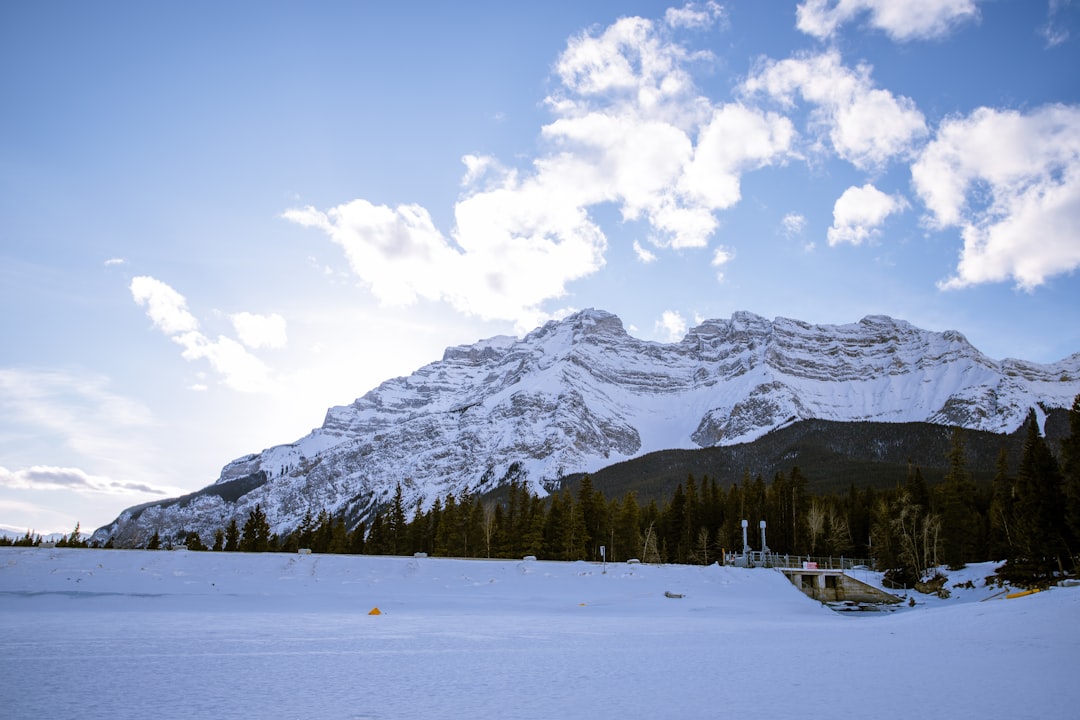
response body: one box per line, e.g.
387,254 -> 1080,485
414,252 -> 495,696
40,397 -> 1077,589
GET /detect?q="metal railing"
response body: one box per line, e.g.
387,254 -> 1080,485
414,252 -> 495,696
725,552 -> 875,571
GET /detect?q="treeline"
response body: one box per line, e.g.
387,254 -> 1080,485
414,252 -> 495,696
73,396 -> 1080,590
0,523 -> 87,548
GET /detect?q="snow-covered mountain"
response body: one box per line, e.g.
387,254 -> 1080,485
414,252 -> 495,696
95,310 -> 1080,545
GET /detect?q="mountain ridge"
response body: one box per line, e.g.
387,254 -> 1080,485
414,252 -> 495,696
93,309 -> 1080,546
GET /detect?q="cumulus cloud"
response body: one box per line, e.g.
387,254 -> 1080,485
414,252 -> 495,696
742,49 -> 927,169
0,465 -> 166,495
796,0 -> 983,41
286,10 -> 793,328
828,184 -> 909,246
656,310 -> 688,341
130,276 -> 276,392
230,312 -> 287,350
912,104 -> 1080,290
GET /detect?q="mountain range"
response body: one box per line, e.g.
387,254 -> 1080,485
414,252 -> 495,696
94,309 -> 1080,546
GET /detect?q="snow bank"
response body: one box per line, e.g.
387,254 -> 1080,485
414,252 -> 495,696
1,548 -> 1077,719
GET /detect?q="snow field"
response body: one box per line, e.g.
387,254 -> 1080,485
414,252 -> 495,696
1,548 -> 1077,719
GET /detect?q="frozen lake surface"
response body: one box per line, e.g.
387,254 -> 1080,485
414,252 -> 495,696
1,548 -> 1077,719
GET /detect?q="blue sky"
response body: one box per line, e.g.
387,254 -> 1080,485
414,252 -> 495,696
2,0 -> 1079,535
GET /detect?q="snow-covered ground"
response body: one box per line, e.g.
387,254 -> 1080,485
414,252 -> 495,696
1,548 -> 1076,719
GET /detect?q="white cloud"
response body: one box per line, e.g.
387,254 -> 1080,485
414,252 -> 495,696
1041,0 -> 1072,47
678,103 -> 795,217
656,310 -> 688,341
176,333 -> 276,393
230,312 -> 287,350
711,245 -> 735,281
796,0 -> 983,42
633,240 -> 658,263
665,1 -> 726,30
287,11 -> 793,327
0,368 -> 173,500
103,257 -> 126,267
911,104 -> 1080,290
0,465 -> 166,495
782,212 -> 807,237
828,184 -> 909,246
742,50 -> 927,169
130,276 -> 276,392
130,276 -> 199,335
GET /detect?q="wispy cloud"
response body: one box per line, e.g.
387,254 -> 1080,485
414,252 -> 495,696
0,368 -> 173,497
665,1 -> 726,30
1041,0 -> 1072,47
711,245 -> 735,282
0,368 -> 153,460
781,212 -> 807,238
0,465 -> 167,495
796,0 -> 984,42
130,276 -> 278,392
230,312 -> 287,350
633,240 -> 658,263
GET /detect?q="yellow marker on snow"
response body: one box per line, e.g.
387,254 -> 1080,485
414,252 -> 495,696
368,607 -> 382,615
1006,589 -> 1041,599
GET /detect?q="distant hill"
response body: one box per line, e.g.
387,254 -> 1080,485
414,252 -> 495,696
559,411 -> 1071,502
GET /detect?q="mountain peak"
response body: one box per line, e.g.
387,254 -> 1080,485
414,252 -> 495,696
95,310 -> 1080,546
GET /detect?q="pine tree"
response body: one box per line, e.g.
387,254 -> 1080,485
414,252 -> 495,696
938,428 -> 980,568
185,531 -> 206,551
388,483 -> 407,555
213,528 -> 225,552
224,519 -> 240,551
1061,394 -> 1080,553
240,505 -> 271,552
147,530 -> 161,550
67,522 -> 83,548
1005,410 -> 1066,585
613,492 -> 642,562
988,447 -> 1014,560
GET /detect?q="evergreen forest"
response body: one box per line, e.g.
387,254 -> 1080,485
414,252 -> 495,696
10,396 -> 1079,589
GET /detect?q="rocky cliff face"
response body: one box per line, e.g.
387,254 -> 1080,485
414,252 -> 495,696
95,309 -> 1080,546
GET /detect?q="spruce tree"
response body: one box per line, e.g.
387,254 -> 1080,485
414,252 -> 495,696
939,428 -> 979,568
224,519 -> 240,551
1061,394 -> 1080,553
1005,411 -> 1066,584
240,505 -> 271,552
388,484 -> 407,555
988,447 -> 1015,560
613,492 -> 642,562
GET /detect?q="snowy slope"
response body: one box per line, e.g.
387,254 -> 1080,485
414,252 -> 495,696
1,548 -> 1077,719
95,310 -> 1080,545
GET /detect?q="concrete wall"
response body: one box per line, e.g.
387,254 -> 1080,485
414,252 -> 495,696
780,569 -> 901,604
